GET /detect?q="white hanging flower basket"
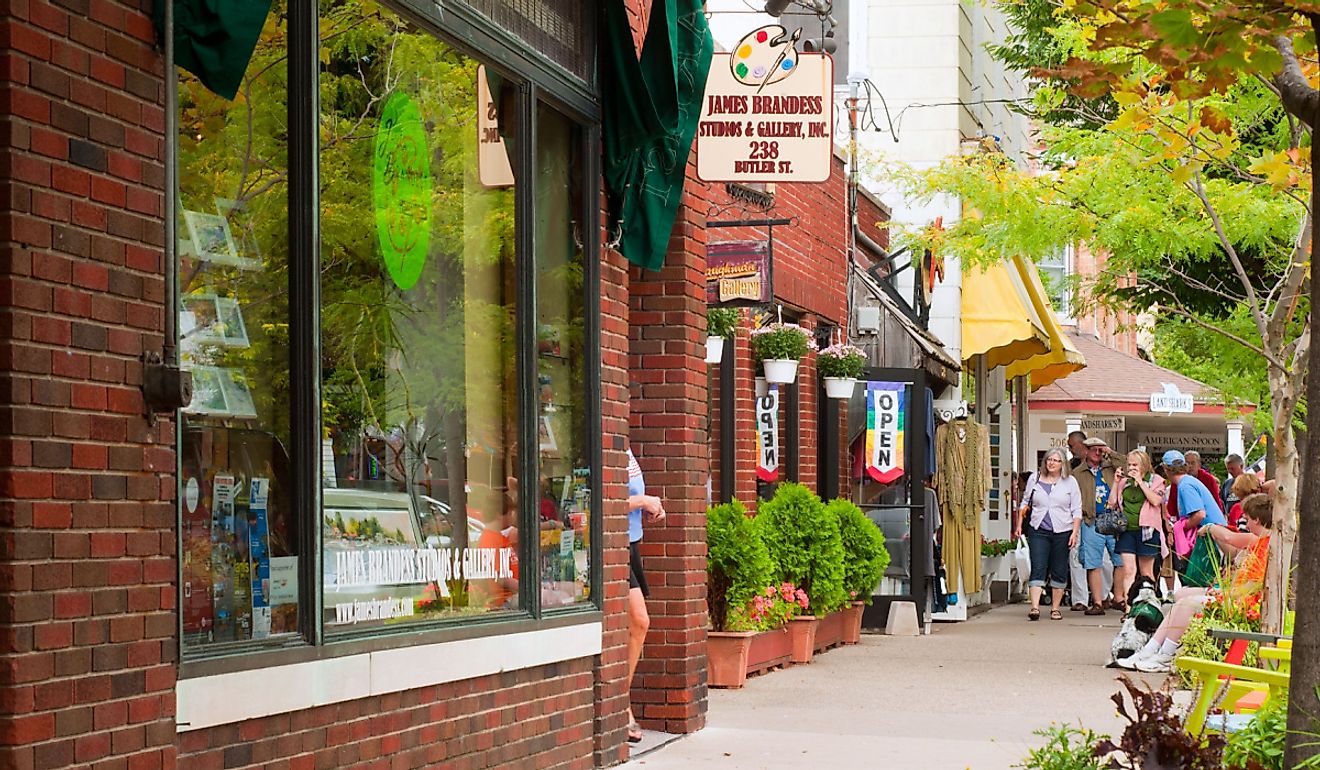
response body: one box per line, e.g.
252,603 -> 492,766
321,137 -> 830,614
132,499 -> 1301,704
823,377 -> 857,399
705,335 -> 724,364
762,358 -> 799,384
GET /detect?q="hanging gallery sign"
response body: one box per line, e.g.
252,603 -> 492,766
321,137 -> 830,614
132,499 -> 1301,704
707,240 -> 771,303
477,65 -> 515,188
697,25 -> 834,183
866,382 -> 905,484
756,388 -> 780,482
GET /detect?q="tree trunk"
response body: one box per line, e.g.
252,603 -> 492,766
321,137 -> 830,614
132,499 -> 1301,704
1284,98 -> 1320,768
1265,427 -> 1298,635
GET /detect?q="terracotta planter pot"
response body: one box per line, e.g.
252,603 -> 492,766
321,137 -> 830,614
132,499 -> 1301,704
841,601 -> 866,644
814,609 -> 845,653
745,625 -> 792,677
708,630 -> 755,688
788,615 -> 818,664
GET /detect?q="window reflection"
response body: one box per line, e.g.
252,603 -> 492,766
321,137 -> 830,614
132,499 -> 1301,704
535,104 -> 590,608
176,2 -> 297,651
319,0 -> 522,630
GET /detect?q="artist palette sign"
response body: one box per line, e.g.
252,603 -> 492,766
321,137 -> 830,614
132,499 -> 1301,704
697,26 -> 833,183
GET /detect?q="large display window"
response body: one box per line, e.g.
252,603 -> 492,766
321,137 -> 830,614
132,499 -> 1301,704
174,0 -> 599,659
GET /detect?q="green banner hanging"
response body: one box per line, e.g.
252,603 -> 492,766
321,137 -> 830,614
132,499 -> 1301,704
601,0 -> 714,271
153,0 -> 274,101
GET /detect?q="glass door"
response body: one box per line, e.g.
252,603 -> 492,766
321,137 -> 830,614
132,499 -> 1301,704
846,368 -> 929,630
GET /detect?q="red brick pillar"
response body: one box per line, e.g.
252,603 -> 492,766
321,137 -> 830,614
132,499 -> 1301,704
594,244 -> 634,765
626,167 -> 709,734
0,2 -> 176,768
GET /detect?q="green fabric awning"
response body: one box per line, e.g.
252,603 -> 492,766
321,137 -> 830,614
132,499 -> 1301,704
601,0 -> 713,271
153,0 -> 273,101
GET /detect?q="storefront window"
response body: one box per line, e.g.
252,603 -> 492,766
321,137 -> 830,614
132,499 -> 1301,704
319,0 -> 522,630
175,0 -> 598,658
177,4 -> 298,651
535,104 -> 590,608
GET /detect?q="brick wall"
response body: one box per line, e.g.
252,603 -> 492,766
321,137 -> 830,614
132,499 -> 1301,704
701,158 -> 851,509
704,158 -> 849,326
179,662 -> 598,770
594,238 -> 633,767
626,162 -> 709,735
0,0 -> 177,768
0,1 -> 639,768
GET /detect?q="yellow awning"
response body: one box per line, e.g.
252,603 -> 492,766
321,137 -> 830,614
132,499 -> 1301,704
961,259 -> 1050,369
1004,255 -> 1087,390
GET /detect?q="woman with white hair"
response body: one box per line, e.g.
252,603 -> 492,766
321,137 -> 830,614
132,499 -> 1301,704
1014,447 -> 1083,620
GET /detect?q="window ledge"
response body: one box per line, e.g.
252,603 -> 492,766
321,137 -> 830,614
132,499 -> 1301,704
175,620 -> 602,732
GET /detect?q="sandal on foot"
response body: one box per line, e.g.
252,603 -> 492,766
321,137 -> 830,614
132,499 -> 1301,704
1028,608 -> 1040,621
1050,609 -> 1063,620
1084,604 -> 1106,616
627,723 -> 643,743
1071,603 -> 1087,612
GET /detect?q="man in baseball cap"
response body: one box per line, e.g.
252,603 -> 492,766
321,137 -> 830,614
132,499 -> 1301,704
1164,450 -> 1226,530
1075,436 -> 1120,613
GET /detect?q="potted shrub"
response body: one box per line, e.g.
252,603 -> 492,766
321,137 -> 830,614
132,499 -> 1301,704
816,343 -> 866,399
830,498 -> 890,643
707,499 -> 775,688
754,483 -> 847,663
750,323 -> 814,384
706,307 -> 740,364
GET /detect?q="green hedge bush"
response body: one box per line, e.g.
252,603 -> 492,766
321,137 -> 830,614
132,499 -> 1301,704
830,498 -> 889,604
754,483 -> 847,616
707,499 -> 774,632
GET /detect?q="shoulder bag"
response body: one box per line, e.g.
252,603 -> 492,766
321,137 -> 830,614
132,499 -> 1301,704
1095,476 -> 1127,536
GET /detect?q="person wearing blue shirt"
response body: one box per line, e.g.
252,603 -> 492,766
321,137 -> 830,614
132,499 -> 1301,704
624,447 -> 666,743
1162,450 -> 1227,528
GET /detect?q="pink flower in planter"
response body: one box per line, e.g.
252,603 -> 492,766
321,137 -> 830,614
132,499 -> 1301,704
765,586 -> 776,597
796,591 -> 809,609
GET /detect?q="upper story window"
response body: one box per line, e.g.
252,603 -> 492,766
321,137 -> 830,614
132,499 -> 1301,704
1038,245 -> 1073,322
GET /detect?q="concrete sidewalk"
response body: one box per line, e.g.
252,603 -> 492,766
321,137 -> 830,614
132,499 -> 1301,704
626,604 -> 1165,770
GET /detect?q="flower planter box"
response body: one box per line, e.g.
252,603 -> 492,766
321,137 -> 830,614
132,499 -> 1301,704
813,609 -> 846,653
708,625 -> 795,688
746,625 -> 792,676
708,630 -> 754,688
788,615 -> 819,664
841,601 -> 865,644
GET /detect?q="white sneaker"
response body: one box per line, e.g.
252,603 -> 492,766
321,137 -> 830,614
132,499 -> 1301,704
1115,652 -> 1145,670
1135,651 -> 1176,673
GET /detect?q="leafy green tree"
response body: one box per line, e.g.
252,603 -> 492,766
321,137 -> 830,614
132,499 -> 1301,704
906,0 -> 1319,755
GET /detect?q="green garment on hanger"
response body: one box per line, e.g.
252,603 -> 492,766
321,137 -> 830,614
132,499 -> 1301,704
153,0 -> 274,101
600,0 -> 713,271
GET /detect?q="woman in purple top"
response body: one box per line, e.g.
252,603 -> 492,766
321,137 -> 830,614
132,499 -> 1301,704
1014,447 -> 1083,621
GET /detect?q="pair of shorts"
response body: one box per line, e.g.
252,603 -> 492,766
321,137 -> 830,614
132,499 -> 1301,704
1079,521 -> 1119,569
628,539 -> 649,597
1115,527 -> 1161,557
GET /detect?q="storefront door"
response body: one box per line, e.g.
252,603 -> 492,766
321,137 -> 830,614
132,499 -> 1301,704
848,368 -> 929,630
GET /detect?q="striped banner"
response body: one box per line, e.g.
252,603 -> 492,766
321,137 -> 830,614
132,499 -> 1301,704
866,382 -> 905,484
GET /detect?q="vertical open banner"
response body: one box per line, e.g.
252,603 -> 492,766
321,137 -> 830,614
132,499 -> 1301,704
865,382 -> 905,484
